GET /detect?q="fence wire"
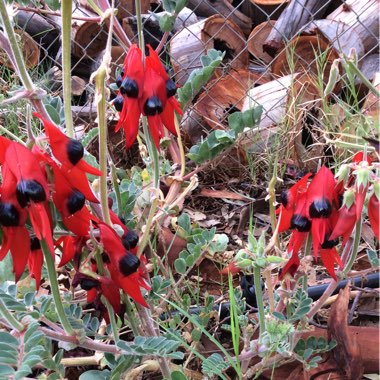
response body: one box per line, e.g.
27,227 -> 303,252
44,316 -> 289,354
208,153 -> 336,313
6,0 -> 380,171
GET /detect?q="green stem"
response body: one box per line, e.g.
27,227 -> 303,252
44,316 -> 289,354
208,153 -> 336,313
137,196 -> 158,258
61,0 -> 74,137
0,124 -> 25,144
110,162 -> 122,216
134,0 -> 144,52
0,0 -> 52,122
268,160 -> 279,248
96,67 -> 111,226
41,240 -> 74,335
0,0 -> 33,90
94,251 -> 119,343
343,218 -> 362,276
122,295 -> 140,336
0,297 -> 24,332
302,233 -> 312,292
254,265 -> 266,337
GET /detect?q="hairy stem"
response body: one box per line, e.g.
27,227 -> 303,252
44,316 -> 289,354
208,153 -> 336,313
343,218 -> 362,276
254,265 -> 266,337
41,240 -> 74,335
61,0 -> 74,137
0,297 -> 24,332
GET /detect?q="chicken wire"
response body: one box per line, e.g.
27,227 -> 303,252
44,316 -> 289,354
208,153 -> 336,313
6,0 -> 380,165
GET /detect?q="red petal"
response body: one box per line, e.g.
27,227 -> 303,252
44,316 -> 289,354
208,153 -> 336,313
311,218 -> 327,258
146,45 -> 168,79
320,248 -> 342,280
160,102 -> 178,137
368,193 -> 379,240
61,166 -> 99,203
329,204 -> 356,245
28,248 -> 43,289
62,207 -> 95,236
306,166 -> 336,217
353,151 -> 372,165
1,227 -> 30,282
279,250 -> 300,279
288,231 -> 307,256
87,288 -> 98,304
5,142 -> 49,197
29,203 -> 54,254
277,205 -> 293,232
221,262 -> 240,275
147,115 -> 162,150
123,100 -> 141,150
355,186 -> 367,220
122,44 -> 144,96
0,136 -> 11,164
115,98 -> 128,133
99,277 -> 121,314
76,159 -> 103,176
98,223 -> 125,263
58,236 -> 76,267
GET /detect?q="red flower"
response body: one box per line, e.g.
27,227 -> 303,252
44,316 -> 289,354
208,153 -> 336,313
98,223 -> 150,306
115,44 -> 145,149
73,272 -> 121,322
114,44 -> 182,150
33,113 -> 101,203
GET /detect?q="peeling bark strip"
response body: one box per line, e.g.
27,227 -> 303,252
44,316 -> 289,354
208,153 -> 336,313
263,0 -> 327,57
328,284 -> 364,380
170,15 -> 248,85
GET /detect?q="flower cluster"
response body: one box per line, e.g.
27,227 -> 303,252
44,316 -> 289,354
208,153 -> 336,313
113,44 -> 182,150
0,115 -> 150,312
278,154 -> 379,280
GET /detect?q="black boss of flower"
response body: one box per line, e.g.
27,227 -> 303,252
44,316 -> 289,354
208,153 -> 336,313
67,139 -> 84,166
116,75 -> 123,88
113,96 -> 124,112
120,77 -> 139,98
80,278 -> 100,291
0,202 -> 20,226
321,234 -> 339,249
144,96 -> 163,116
309,198 -> 332,218
30,236 -> 41,251
16,180 -> 46,208
67,190 -> 86,214
280,190 -> 289,208
291,214 -> 311,232
166,79 -> 177,98
122,230 -> 139,250
119,251 -> 140,276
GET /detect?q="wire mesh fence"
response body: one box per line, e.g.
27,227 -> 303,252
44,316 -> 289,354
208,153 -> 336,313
4,0 -> 380,172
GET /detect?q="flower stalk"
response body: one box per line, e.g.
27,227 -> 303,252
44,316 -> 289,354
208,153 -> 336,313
41,240 -> 74,335
0,297 -> 24,332
61,0 -> 74,137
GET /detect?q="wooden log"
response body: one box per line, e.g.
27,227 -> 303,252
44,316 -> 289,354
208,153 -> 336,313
46,66 -> 87,96
263,0 -> 327,57
326,0 -> 379,53
115,0 -> 150,20
14,10 -> 60,58
194,69 -> 269,130
271,34 -> 339,85
241,73 -> 320,153
71,7 -> 108,58
248,0 -> 289,26
170,15 -> 248,85
186,0 -> 252,35
0,29 -> 39,69
247,21 -> 276,64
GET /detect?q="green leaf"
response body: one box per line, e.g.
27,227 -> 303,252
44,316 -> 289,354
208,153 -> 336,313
178,49 -> 225,107
272,311 -> 286,321
366,249 -> 379,268
0,331 -> 19,346
81,127 -> 99,149
174,0 -> 188,13
162,0 -> 176,12
228,106 -> 263,134
159,13 -> 176,32
209,234 -> 228,254
174,258 -> 187,274
79,370 -> 111,380
44,104 -> 61,125
178,213 -> 192,235
45,0 -> 60,11
171,370 -> 187,380
0,365 -> 14,376
202,353 -> 228,377
191,328 -> 202,342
